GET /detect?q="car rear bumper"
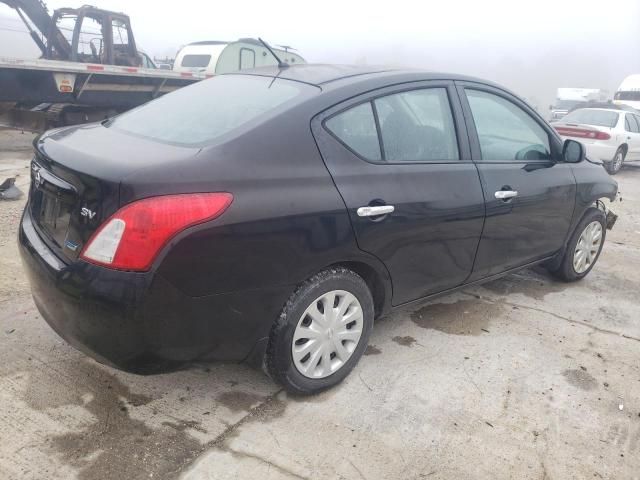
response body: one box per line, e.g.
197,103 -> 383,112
583,142 -> 617,162
18,207 -> 291,373
558,136 -> 617,163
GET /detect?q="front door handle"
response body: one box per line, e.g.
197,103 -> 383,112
357,205 -> 395,217
495,190 -> 518,200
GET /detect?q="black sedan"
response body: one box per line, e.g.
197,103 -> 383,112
19,65 -> 618,395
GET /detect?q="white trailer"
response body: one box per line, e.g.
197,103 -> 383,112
173,39 -> 305,76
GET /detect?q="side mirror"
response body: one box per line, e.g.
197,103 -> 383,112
563,139 -> 585,163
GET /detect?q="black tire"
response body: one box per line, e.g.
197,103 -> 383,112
605,147 -> 625,175
265,267 -> 374,395
550,207 -> 606,282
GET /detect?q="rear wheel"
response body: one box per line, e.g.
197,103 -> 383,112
549,207 -> 606,282
605,147 -> 625,175
265,268 -> 374,395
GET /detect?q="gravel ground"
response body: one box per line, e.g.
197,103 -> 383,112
0,129 -> 639,480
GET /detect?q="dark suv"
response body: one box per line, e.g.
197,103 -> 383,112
19,65 -> 618,394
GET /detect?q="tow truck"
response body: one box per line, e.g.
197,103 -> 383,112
0,1 -> 205,131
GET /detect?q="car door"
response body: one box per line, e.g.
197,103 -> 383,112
624,114 -> 640,160
456,82 -> 577,280
312,82 -> 486,305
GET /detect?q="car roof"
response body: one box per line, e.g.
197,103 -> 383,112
576,105 -> 638,113
227,63 -> 494,88
570,107 -> 625,114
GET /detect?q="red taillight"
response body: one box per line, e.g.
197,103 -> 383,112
80,193 -> 233,271
554,126 -> 610,140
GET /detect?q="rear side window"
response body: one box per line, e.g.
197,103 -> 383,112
181,54 -> 212,67
325,87 -> 459,163
628,114 -> 640,133
625,115 -> 635,132
466,89 -> 550,161
374,88 -> 458,162
109,75 -> 316,146
325,103 -> 381,161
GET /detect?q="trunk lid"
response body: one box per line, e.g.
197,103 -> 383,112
552,123 -> 611,145
29,123 -> 200,263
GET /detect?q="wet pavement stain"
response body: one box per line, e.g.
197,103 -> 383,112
411,299 -> 504,336
216,391 -> 267,413
22,361 -> 206,480
392,336 -> 417,347
364,345 -> 382,355
162,420 -> 208,434
480,268 -> 567,301
563,368 -> 598,391
247,396 -> 287,422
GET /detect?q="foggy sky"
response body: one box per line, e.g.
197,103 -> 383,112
1,0 -> 640,110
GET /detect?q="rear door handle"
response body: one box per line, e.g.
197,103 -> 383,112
357,205 -> 395,217
495,190 -> 518,200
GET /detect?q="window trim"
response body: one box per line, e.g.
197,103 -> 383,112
320,83 -> 467,165
370,100 -> 386,161
455,81 -> 562,163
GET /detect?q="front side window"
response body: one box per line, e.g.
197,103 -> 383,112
75,16 -> 104,61
374,88 -> 459,162
466,89 -> 551,161
109,75 -> 317,146
325,103 -> 381,161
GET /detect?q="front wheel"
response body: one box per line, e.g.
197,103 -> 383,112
265,268 -> 374,395
549,207 -> 606,282
605,147 -> 625,175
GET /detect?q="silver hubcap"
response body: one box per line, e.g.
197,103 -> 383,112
292,290 -> 364,379
573,221 -> 603,274
613,152 -> 623,170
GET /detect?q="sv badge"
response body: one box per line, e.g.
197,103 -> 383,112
80,207 -> 97,220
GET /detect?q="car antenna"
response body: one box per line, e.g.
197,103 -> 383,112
258,37 -> 289,69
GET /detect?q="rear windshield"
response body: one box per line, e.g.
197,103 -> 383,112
181,54 -> 212,68
108,75 -> 317,146
554,100 -> 584,110
561,109 -> 619,128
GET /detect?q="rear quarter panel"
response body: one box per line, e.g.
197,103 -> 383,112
120,104 -> 391,302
